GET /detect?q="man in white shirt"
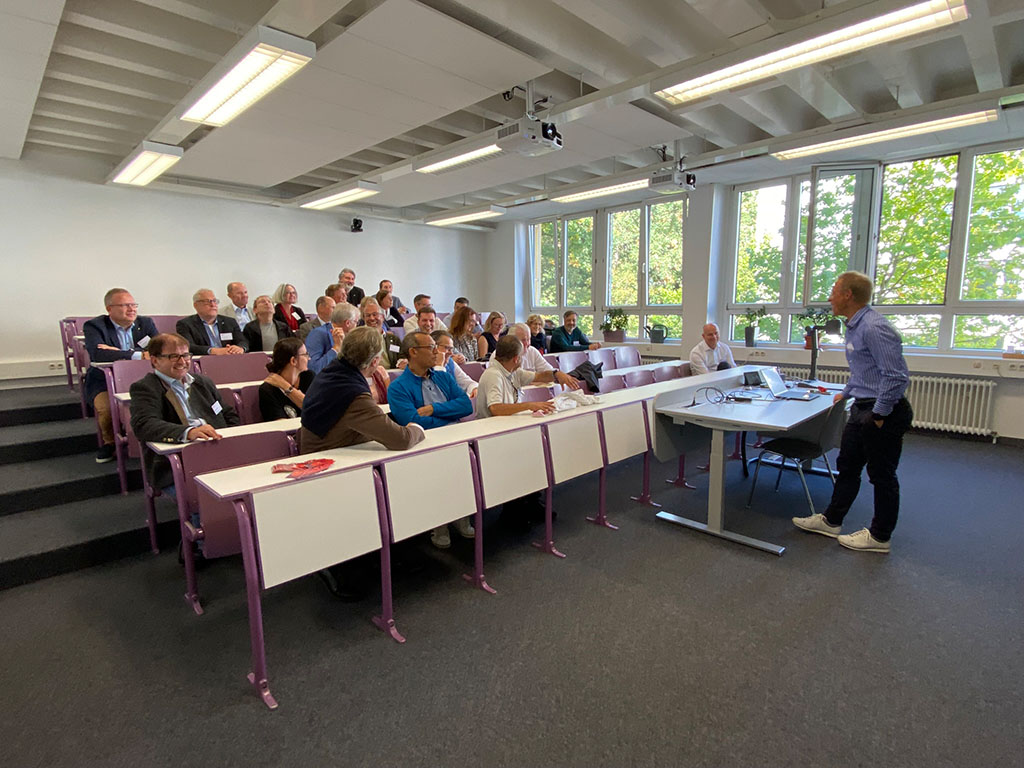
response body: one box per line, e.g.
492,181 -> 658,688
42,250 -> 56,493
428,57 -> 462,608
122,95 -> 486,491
491,324 -> 579,391
476,336 -> 560,419
403,294 -> 448,333
688,323 -> 735,375
220,281 -> 253,327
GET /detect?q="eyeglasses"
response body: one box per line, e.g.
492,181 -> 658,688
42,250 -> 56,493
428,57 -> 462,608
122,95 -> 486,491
437,346 -> 454,354
156,353 -> 192,362
297,352 -> 310,358
196,298 -> 219,305
411,344 -> 437,352
109,303 -> 139,310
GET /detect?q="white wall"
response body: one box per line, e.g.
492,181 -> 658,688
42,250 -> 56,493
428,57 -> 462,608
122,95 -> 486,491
0,154 -> 489,375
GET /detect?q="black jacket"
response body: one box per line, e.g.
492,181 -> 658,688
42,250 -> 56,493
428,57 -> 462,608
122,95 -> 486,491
242,319 -> 293,352
129,371 -> 239,490
176,314 -> 248,355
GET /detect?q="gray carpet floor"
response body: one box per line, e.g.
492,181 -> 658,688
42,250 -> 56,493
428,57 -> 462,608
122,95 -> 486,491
1,432 -> 1021,768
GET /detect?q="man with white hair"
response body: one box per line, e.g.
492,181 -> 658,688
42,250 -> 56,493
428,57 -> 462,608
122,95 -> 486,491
176,288 -> 248,356
306,302 -> 360,374
476,335 -> 562,419
492,323 -> 580,391
360,298 -> 403,368
338,268 -> 365,307
688,322 -> 735,375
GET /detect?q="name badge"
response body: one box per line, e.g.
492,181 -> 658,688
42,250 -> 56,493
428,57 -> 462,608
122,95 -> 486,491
211,401 -> 223,415
292,311 -> 302,321
390,344 -> 400,353
846,342 -> 855,351
220,332 -> 234,341
137,335 -> 150,348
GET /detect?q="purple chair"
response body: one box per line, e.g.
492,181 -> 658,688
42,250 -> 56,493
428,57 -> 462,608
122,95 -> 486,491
521,385 -> 555,402
60,317 -> 92,391
391,326 -> 406,340
150,315 -> 184,334
236,385 -> 262,425
388,369 -> 402,382
599,374 -> 627,393
556,351 -> 588,372
624,370 -> 656,388
614,346 -> 641,368
460,361 -> 485,381
542,354 -> 560,370
170,432 -> 297,614
196,352 -> 270,384
652,364 -> 682,382
105,358 -> 156,497
588,347 -> 618,371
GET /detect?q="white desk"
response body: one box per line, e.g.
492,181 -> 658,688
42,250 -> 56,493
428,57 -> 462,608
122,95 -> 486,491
653,369 -> 834,555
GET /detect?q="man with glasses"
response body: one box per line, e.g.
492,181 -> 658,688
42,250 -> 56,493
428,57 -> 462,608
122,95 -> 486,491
176,288 -> 248,356
431,330 -> 477,397
388,331 -> 474,548
129,333 -> 239,493
83,288 -> 159,463
359,298 -> 403,368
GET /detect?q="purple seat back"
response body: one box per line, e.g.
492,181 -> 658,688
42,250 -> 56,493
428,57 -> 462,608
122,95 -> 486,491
613,346 -> 641,368
195,352 -> 270,384
237,384 -> 262,425
557,351 -> 588,372
186,432 -> 296,558
111,358 -> 155,393
624,370 -> 656,388
588,348 -> 618,371
460,361 -> 485,382
652,364 -> 682,382
520,385 -> 554,402
391,326 -> 406,339
679,362 -> 692,377
387,369 -> 402,382
599,374 -> 627,393
150,315 -> 183,334
542,354 -> 559,370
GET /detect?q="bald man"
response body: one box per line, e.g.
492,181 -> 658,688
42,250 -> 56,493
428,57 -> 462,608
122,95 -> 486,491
688,323 -> 735,375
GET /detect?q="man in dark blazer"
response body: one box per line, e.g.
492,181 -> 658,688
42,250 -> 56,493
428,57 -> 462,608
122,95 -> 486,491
339,267 -> 364,307
83,288 -> 159,463
176,288 -> 248,356
129,333 -> 239,492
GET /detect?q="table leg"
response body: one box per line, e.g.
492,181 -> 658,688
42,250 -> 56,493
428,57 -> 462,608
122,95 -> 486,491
371,468 -> 405,643
233,500 -> 278,710
630,449 -> 662,507
587,465 -> 618,529
463,448 -> 496,594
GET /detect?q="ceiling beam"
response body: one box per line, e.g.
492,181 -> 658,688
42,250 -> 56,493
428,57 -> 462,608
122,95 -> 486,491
32,98 -> 157,133
45,53 -> 189,103
37,78 -> 170,120
131,0 -> 276,34
53,22 -> 210,83
961,0 -> 1006,93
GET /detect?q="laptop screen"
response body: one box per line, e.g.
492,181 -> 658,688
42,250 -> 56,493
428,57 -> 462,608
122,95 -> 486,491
758,368 -> 788,397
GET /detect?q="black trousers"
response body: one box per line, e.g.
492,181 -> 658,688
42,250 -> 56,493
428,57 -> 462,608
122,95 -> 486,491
823,398 -> 913,542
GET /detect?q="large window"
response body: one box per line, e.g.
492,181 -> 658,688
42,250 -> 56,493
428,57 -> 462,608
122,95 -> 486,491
529,196 -> 685,341
725,140 -> 1024,353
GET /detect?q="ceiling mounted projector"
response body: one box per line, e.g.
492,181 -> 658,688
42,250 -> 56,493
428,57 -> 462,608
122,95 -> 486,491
495,117 -> 563,157
649,169 -> 696,194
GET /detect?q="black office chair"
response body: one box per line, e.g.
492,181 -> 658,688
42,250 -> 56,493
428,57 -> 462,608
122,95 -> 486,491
745,400 -> 848,515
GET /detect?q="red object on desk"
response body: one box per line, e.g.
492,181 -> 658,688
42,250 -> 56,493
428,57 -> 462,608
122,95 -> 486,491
271,458 -> 335,479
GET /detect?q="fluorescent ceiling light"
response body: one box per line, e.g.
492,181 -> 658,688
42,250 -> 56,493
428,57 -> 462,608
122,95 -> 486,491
300,181 -> 380,210
181,27 -> 315,126
111,141 -> 183,186
414,144 -> 503,174
654,0 -> 967,106
771,110 -> 998,160
425,205 -> 506,226
552,178 -> 651,204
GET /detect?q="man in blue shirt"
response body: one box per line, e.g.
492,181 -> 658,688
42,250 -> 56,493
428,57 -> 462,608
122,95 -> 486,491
306,302 -> 360,374
793,271 -> 912,553
388,331 -> 474,547
549,310 -> 601,352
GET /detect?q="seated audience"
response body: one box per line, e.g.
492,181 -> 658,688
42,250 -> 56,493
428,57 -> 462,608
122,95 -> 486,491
325,283 -> 348,305
403,294 -> 448,332
177,289 -> 247,355
129,333 -> 239,491
83,288 -> 158,463
375,290 -> 403,328
366,354 -> 390,405
306,302 -> 360,374
338,268 -> 364,307
448,305 -> 478,364
360,299 -> 403,368
259,337 -> 313,421
272,283 -> 306,332
220,282 -> 253,327
414,305 -> 440,336
298,295 -> 336,341
298,327 -> 425,454
497,324 -> 579,390
688,322 -> 735,375
243,294 -> 293,352
378,279 -> 408,313
476,336 -> 560,419
549,310 -> 600,352
477,312 -> 506,360
389,331 -> 474,548
455,297 -> 485,334
526,313 -> 549,353
431,330 -> 477,398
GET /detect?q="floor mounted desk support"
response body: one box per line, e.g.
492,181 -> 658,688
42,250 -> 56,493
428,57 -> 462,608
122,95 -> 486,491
631,404 -> 662,508
233,499 -> 278,710
370,468 -> 405,644
463,448 -> 496,594
533,429 -> 566,558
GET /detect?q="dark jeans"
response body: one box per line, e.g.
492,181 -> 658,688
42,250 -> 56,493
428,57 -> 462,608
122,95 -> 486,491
823,398 -> 913,541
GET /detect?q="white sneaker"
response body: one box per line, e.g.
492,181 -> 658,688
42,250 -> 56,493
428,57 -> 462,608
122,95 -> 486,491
430,525 -> 451,549
453,516 -> 475,539
792,513 -> 842,538
838,528 -> 890,553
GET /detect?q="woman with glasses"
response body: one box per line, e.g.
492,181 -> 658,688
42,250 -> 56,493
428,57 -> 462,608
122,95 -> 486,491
259,337 -> 313,421
477,311 -> 506,360
272,283 -> 306,333
243,295 -> 293,352
526,313 -> 549,353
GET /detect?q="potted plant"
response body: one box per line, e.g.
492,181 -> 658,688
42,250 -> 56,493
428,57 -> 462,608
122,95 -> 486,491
795,306 -> 839,349
599,308 -> 629,343
741,306 -> 767,347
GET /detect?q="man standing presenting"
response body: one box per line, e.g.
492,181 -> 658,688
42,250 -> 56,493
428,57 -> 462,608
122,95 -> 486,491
688,323 -> 735,375
793,271 -> 912,553
549,310 -> 600,352
176,289 -> 247,355
220,282 -> 252,327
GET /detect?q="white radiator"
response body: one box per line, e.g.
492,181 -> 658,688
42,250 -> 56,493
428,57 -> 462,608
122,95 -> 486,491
777,365 -> 996,437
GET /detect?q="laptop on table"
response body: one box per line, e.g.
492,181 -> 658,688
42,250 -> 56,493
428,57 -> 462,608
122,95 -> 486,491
759,368 -> 821,401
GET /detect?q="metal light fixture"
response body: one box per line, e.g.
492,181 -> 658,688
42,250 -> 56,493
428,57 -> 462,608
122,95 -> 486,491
300,181 -> 380,210
424,205 -> 507,226
110,141 -> 184,186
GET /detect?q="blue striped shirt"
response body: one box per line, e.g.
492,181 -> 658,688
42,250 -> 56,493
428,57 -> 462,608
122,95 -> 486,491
840,306 -> 909,417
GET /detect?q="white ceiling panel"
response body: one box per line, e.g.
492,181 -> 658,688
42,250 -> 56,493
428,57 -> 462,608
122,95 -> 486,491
171,0 -> 549,188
